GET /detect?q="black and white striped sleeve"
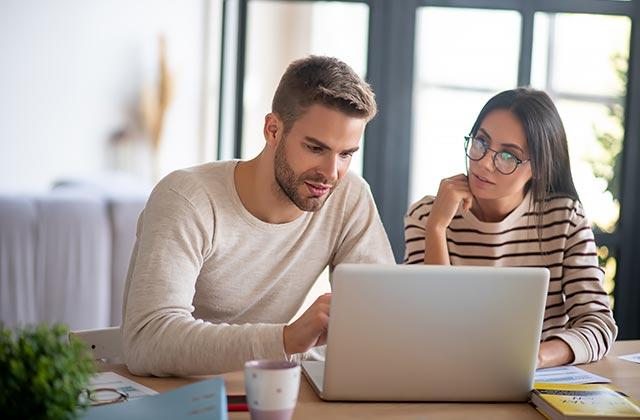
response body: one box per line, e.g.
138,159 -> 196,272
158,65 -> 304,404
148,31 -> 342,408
403,197 -> 434,265
546,203 -> 618,364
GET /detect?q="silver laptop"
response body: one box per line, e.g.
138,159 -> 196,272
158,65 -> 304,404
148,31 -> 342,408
302,264 -> 549,402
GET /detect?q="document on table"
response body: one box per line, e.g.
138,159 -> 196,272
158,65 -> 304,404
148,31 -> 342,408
534,365 -> 611,384
90,371 -> 158,401
619,353 -> 640,364
83,376 -> 228,420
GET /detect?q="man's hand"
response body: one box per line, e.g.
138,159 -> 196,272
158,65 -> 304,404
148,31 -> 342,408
426,174 -> 473,234
283,293 -> 331,356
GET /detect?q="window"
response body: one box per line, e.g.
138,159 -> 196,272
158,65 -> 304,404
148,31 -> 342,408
411,7 -> 521,203
225,0 -> 370,316
241,0 -> 369,175
221,0 -> 640,338
531,12 -> 631,305
532,13 -> 630,232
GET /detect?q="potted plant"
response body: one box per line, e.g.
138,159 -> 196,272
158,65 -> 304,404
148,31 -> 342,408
0,323 -> 95,419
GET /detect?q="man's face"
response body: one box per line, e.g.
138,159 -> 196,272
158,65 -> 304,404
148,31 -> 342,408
273,104 -> 366,212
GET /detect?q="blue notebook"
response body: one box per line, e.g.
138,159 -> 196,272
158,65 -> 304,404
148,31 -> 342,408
82,376 -> 228,420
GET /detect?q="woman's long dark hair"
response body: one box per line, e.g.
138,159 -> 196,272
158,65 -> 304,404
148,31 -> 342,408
469,87 -> 580,237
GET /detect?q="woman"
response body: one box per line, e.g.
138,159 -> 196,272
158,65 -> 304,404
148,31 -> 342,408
404,88 -> 617,368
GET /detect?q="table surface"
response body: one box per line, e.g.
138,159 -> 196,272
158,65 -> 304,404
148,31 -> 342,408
100,340 -> 640,420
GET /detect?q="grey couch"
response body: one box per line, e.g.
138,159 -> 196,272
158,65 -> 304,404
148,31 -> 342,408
0,177 -> 149,330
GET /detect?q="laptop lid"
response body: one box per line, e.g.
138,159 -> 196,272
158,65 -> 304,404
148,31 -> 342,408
303,263 -> 549,402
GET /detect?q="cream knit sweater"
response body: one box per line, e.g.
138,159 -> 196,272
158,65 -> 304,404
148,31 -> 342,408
122,161 -> 394,376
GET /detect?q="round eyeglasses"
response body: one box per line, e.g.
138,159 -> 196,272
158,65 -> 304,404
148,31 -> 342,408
80,387 -> 129,406
464,135 -> 529,175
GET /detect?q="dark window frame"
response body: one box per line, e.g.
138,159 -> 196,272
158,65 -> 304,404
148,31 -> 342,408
219,0 -> 640,339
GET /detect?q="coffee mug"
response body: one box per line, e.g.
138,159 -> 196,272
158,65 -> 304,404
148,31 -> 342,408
244,360 -> 300,420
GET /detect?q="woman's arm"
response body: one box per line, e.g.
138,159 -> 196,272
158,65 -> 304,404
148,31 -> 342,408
537,339 -> 574,369
403,199 -> 430,264
423,174 -> 474,265
423,223 -> 451,265
543,204 -> 618,365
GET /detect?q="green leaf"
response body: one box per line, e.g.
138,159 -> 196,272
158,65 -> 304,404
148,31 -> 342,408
0,323 -> 96,418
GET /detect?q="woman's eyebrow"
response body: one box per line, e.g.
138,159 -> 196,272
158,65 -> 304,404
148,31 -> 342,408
478,128 -> 525,153
477,127 -> 492,140
501,143 -> 525,154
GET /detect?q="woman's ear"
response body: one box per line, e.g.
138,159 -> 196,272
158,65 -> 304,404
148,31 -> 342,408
263,113 -> 283,147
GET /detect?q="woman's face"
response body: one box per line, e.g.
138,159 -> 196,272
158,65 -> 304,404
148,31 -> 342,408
467,109 -> 533,203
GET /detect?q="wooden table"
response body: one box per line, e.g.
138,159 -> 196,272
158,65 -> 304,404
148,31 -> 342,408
101,340 -> 640,420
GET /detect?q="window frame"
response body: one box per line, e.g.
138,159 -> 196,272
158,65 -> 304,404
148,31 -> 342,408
219,0 -> 640,339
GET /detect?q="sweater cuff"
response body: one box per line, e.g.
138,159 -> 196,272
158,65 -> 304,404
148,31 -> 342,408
546,332 -> 589,365
255,325 -> 326,365
256,324 -> 290,361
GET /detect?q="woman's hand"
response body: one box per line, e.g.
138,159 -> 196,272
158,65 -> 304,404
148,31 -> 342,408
422,174 -> 473,265
426,174 -> 473,234
537,339 -> 575,369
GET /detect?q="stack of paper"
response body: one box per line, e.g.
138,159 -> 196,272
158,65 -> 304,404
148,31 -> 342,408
82,376 -> 228,420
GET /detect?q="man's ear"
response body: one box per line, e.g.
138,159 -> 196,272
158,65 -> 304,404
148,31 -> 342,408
263,113 -> 283,147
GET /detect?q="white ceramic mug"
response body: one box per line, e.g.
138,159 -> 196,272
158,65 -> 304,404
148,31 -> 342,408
244,360 -> 300,420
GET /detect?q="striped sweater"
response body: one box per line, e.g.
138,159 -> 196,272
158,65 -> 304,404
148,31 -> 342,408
404,191 -> 618,365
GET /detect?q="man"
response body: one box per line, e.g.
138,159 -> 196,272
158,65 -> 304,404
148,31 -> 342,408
121,55 -> 394,376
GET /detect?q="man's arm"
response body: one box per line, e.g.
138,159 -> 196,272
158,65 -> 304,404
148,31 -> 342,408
121,173 -> 289,376
276,178 -> 393,359
331,178 -> 395,265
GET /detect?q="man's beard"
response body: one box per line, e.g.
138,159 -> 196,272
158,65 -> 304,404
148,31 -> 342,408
273,138 -> 336,212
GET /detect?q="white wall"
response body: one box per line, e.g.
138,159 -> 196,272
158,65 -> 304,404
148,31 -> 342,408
0,0 -> 220,193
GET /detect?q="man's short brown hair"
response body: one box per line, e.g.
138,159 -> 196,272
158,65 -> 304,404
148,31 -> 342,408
271,55 -> 377,133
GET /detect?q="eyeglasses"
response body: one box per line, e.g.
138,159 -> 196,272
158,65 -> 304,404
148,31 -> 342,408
464,135 -> 529,175
80,387 -> 129,406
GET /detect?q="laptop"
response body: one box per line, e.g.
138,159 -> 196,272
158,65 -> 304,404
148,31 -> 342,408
301,263 -> 549,402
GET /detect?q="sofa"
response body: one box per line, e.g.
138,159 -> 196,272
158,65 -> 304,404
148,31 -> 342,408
0,175 -> 150,331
